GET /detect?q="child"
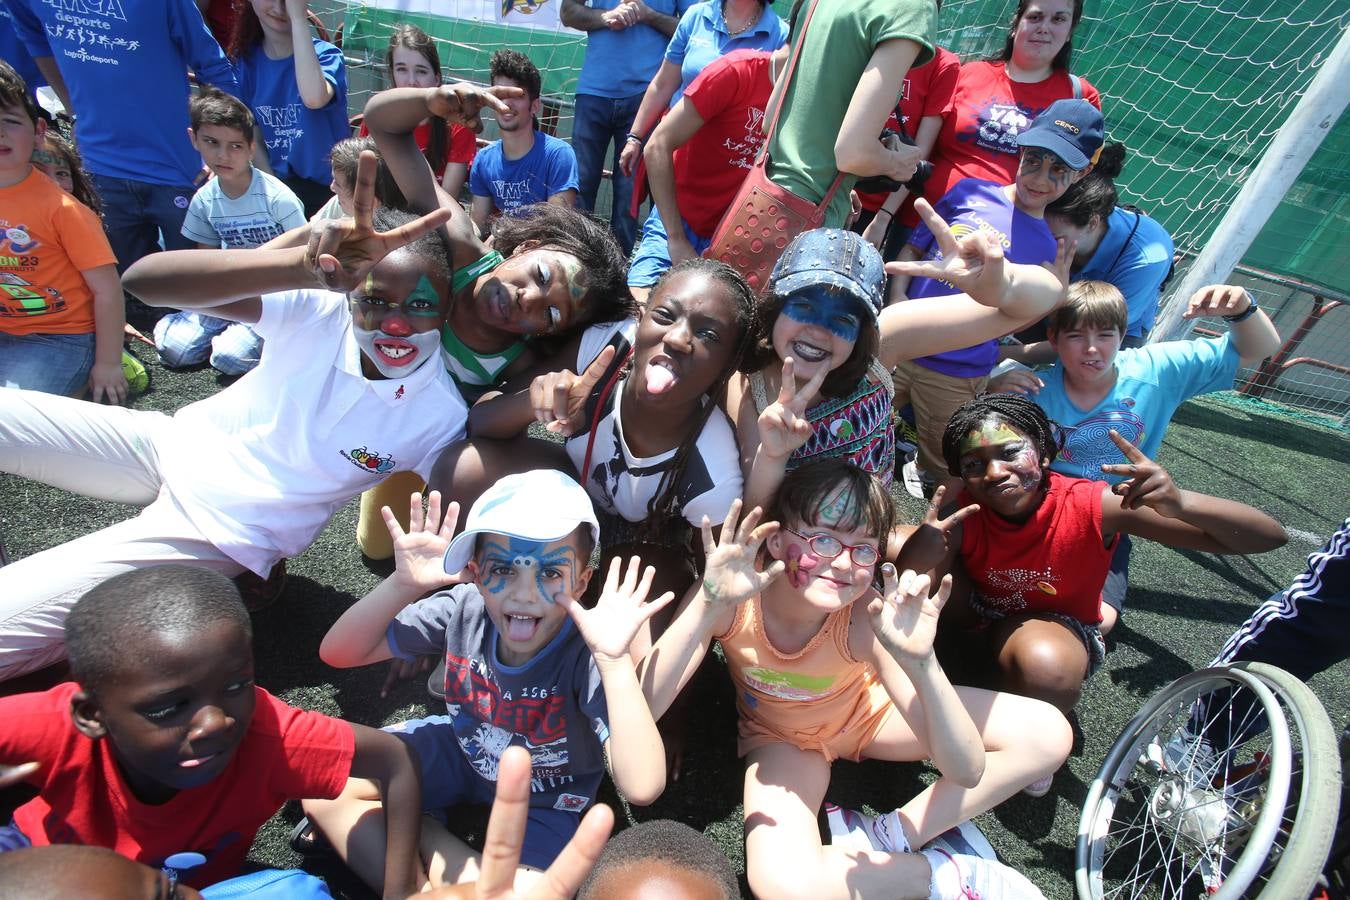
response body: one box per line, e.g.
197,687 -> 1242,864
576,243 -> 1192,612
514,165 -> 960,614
989,281 -> 1281,631
469,49 -> 579,232
911,393 -> 1287,720
154,87 -> 307,376
576,819 -> 740,899
305,471 -> 670,893
0,161 -> 462,681
230,0 -> 349,216
639,460 -> 1070,900
31,132 -> 100,215
0,61 -> 125,404
310,136 -> 406,222
358,24 -> 478,200
0,566 -> 423,897
889,99 -> 1104,495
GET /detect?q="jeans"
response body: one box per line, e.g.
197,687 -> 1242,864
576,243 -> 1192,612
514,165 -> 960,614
0,331 -> 95,396
627,206 -> 713,288
154,311 -> 263,375
90,173 -> 197,273
571,92 -> 642,255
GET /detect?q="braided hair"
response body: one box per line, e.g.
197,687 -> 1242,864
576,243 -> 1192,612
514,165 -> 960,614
635,258 -> 759,545
940,392 -> 1063,477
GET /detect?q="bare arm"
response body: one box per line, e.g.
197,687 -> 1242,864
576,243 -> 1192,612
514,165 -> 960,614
885,242 -> 921,303
84,264 -> 128,405
470,194 -> 494,233
285,0 -> 336,109
833,40 -> 925,181
560,0 -> 611,30
643,97 -> 706,266
1182,284 -> 1281,367
618,60 -> 683,176
348,724 -> 424,900
548,188 -> 578,208
630,0 -> 680,37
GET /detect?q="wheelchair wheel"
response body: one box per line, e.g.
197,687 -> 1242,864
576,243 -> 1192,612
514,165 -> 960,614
1077,662 -> 1340,899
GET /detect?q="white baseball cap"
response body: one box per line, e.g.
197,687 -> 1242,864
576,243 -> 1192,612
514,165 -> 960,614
442,469 -> 600,574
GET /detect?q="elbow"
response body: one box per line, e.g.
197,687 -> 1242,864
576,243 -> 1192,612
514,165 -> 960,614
833,140 -> 868,177
318,638 -> 357,669
620,771 -> 666,807
950,755 -> 985,790
302,94 -> 332,111
1253,519 -> 1289,553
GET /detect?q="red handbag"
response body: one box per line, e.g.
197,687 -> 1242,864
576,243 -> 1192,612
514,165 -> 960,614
703,0 -> 842,294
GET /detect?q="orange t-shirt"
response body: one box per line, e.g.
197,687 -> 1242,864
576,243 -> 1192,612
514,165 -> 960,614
0,170 -> 116,336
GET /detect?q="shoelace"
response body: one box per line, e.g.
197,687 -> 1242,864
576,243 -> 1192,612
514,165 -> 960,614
931,846 -> 983,900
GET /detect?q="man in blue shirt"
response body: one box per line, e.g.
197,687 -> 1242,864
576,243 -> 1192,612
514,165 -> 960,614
469,50 -> 579,234
8,0 -> 239,292
560,0 -> 690,256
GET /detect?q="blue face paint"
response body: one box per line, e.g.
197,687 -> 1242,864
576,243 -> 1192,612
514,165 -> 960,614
779,288 -> 865,343
476,535 -> 579,605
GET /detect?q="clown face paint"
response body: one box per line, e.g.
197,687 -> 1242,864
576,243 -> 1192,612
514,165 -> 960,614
351,272 -> 444,379
473,534 -> 584,665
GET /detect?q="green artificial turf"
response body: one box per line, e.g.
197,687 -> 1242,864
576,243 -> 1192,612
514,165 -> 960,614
1,341 -> 1346,898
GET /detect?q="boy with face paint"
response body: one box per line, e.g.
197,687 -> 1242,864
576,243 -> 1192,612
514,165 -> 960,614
309,470 -> 671,894
0,154 -> 467,682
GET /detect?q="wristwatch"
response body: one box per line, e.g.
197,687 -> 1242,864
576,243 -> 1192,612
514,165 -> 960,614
1223,295 -> 1259,322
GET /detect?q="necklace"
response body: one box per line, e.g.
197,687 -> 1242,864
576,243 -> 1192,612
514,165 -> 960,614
722,0 -> 755,36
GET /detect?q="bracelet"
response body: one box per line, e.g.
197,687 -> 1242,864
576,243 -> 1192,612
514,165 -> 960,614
625,131 -> 645,146
875,208 -> 894,220
1223,299 -> 1259,322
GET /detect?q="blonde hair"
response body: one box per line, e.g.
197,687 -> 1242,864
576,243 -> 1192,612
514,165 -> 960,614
1048,280 -> 1127,335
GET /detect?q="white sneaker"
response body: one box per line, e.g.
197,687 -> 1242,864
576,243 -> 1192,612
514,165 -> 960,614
824,803 -> 908,853
902,458 -> 928,500
922,819 -> 997,861
922,848 -> 1047,900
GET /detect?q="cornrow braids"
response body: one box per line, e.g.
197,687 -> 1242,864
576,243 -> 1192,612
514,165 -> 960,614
941,392 -> 1063,477
635,259 -> 758,545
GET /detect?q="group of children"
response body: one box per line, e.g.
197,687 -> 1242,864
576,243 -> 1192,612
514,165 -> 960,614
0,2 -> 1298,898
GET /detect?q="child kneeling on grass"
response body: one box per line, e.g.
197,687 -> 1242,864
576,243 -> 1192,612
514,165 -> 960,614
306,469 -> 670,894
639,459 -> 1068,900
0,566 -> 422,898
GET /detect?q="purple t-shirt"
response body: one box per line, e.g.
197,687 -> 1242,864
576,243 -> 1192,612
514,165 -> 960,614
907,178 -> 1056,378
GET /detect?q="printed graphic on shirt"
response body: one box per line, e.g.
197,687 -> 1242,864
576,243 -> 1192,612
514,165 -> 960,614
981,565 -> 1058,612
340,446 -> 396,474
724,106 -> 766,169
961,101 -> 1034,157
742,666 -> 836,701
1059,408 -> 1146,473
554,792 -> 591,812
209,215 -> 288,249
0,225 -> 63,317
255,104 -> 303,159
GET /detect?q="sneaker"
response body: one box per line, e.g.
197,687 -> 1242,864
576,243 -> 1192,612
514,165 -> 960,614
824,803 -> 907,853
922,848 -> 1047,900
1022,773 -> 1054,797
902,458 -> 928,500
922,819 -> 997,861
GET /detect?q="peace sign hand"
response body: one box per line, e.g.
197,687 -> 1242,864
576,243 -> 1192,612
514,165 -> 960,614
1042,235 -> 1077,290
1100,429 -> 1182,517
304,150 -> 452,292
698,500 -> 785,611
868,563 -> 952,664
530,345 -> 617,436
758,357 -> 827,460
883,199 -> 1007,304
899,485 -> 980,575
386,491 -> 462,594
427,83 -> 524,131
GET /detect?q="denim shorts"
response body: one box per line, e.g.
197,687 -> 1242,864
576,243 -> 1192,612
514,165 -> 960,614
627,207 -> 714,288
0,331 -> 95,396
969,594 -> 1107,677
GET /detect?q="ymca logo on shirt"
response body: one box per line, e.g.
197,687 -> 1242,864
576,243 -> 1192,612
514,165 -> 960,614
968,102 -> 1033,157
255,104 -> 303,156
722,106 -> 767,169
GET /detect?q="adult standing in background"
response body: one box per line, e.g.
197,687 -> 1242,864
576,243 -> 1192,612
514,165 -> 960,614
7,0 -> 240,279
763,0 -> 938,229
562,0 -> 694,256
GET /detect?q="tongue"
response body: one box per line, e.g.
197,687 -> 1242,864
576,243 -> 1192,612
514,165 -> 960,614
645,362 -> 676,395
505,616 -> 537,643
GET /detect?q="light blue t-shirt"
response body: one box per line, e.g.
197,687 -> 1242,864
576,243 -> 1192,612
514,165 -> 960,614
1037,333 -> 1239,482
236,38 -> 348,184
1078,206 -> 1175,338
575,0 -> 696,99
663,0 -> 787,105
8,0 -> 239,186
470,133 -> 580,215
182,167 -> 307,248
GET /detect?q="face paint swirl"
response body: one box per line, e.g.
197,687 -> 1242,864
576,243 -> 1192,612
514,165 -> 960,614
352,273 -> 443,378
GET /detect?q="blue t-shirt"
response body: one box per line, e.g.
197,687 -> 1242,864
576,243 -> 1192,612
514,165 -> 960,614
1078,206 -> 1175,338
664,0 -> 787,105
0,1 -> 45,93
576,0 -> 696,99
236,38 -> 348,184
470,133 -> 580,215
1037,333 -> 1239,482
908,178 -> 1057,378
386,584 -> 611,812
8,0 -> 239,186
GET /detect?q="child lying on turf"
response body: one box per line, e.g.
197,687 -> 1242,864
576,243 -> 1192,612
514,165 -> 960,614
0,566 -> 422,898
307,470 -> 669,895
639,459 -> 1067,900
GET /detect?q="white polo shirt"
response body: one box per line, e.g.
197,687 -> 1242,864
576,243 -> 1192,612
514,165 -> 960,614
157,289 -> 466,575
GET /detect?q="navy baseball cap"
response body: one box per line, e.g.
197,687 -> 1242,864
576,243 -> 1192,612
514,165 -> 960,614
1017,99 -> 1105,170
768,229 -> 885,321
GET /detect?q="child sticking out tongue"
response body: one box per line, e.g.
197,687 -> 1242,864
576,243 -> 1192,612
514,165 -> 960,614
645,360 -> 677,395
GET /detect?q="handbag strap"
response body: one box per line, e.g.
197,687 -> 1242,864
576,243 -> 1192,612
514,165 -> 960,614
580,346 -> 634,481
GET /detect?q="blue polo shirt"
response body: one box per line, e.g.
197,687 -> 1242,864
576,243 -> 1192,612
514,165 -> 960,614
1077,206 -> 1175,338
664,0 -> 788,104
575,0 -> 697,99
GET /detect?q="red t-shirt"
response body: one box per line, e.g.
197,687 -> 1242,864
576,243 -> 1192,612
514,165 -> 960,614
959,472 -> 1117,624
675,49 -> 774,238
905,60 -> 1101,227
856,46 -> 960,214
358,120 -> 478,178
0,684 -> 354,888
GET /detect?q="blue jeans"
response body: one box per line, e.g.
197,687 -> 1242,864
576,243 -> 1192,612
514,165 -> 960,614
627,206 -> 713,288
0,331 -> 95,396
90,173 -> 197,272
154,311 -> 263,375
571,92 -> 642,256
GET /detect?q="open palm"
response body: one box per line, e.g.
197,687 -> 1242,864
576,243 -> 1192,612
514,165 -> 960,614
868,566 -> 951,663
386,491 -> 460,593
561,555 -> 675,663
699,501 -> 785,611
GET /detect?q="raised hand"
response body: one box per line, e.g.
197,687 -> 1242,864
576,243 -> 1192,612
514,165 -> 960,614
422,746 -> 614,899
1041,235 -> 1076,289
427,83 -> 524,131
898,485 -> 980,574
699,500 -> 785,611
883,198 -> 1007,303
1100,429 -> 1183,517
304,151 -> 452,292
758,357 -> 827,460
530,344 -> 617,436
1184,284 -> 1252,320
559,556 -> 676,664
987,367 -> 1045,396
386,491 -> 461,594
867,563 -> 952,663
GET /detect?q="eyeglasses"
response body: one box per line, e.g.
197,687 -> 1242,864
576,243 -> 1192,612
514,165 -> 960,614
783,527 -> 880,567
